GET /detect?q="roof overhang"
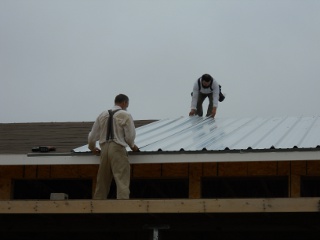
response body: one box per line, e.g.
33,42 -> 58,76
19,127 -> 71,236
1,150 -> 320,165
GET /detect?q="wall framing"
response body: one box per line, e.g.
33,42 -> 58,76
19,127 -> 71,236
1,160 -> 320,200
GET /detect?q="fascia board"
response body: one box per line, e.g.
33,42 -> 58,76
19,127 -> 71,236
0,151 -> 320,165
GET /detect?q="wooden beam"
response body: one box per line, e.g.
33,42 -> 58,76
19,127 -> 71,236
290,161 -> 306,197
188,163 -> 202,198
132,164 -> 161,178
23,166 -> 37,179
0,198 -> 319,214
203,162 -> 217,177
50,165 -> 87,178
307,160 -> 320,175
0,166 -> 23,178
218,162 -> 247,176
162,163 -> 188,177
0,166 -> 23,199
248,162 -> 277,176
0,179 -> 11,199
37,165 -> 51,178
278,161 -> 290,175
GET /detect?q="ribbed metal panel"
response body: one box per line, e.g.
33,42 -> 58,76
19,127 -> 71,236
73,116 -> 320,153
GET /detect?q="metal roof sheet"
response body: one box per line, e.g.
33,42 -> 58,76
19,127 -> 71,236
73,116 -> 320,153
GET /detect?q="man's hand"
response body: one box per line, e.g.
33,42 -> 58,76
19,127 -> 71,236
210,107 -> 217,118
189,109 -> 196,116
131,144 -> 140,152
91,147 -> 101,156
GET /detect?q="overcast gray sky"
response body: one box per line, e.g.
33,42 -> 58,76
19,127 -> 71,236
1,0 -> 319,123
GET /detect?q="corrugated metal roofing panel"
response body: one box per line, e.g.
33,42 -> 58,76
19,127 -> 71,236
300,116 -> 320,148
73,116 -> 320,153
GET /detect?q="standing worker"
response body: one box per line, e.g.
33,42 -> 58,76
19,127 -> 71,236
189,73 -> 224,118
88,94 -> 139,200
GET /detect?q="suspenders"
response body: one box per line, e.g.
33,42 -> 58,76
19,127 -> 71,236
106,109 -> 121,141
197,78 -> 225,102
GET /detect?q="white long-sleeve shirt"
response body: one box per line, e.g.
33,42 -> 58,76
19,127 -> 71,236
190,78 -> 220,110
88,105 -> 136,150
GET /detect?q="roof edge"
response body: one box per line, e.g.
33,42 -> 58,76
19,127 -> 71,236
1,150 -> 320,165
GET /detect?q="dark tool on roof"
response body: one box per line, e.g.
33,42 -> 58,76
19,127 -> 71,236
32,146 -> 56,153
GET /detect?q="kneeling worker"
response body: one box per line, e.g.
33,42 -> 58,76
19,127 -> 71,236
189,73 -> 224,118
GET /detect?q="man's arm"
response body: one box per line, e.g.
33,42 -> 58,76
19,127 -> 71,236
88,117 -> 100,153
211,107 -> 217,118
210,80 -> 220,118
124,114 -> 140,152
130,145 -> 140,152
189,81 -> 199,116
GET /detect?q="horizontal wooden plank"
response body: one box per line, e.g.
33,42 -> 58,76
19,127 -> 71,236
203,162 -> 217,177
162,163 -> 188,177
132,164 -> 162,178
218,162 -> 247,176
247,162 -> 278,176
307,160 -> 320,175
1,198 -> 319,214
0,166 -> 23,178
